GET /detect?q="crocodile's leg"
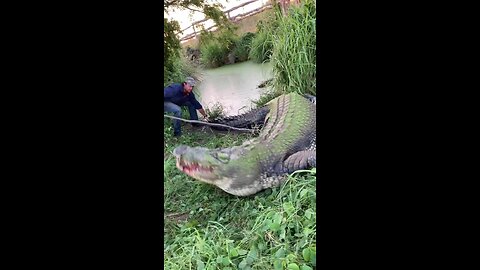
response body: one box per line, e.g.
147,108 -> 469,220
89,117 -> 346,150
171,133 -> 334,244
302,94 -> 316,104
260,174 -> 288,191
282,150 -> 316,173
209,106 -> 270,131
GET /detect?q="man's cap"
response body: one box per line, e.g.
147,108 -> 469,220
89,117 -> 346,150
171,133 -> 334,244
185,77 -> 196,86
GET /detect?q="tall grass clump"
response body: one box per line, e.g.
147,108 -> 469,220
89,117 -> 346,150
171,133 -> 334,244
252,88 -> 283,108
204,101 -> 227,121
233,32 -> 256,62
271,0 -> 316,96
249,10 -> 280,63
199,28 -> 238,68
249,30 -> 273,63
200,41 -> 228,68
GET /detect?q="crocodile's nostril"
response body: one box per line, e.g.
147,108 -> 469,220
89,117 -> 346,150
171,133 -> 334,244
173,145 -> 188,156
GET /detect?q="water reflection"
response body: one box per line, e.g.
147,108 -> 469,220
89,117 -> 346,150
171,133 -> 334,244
195,61 -> 272,116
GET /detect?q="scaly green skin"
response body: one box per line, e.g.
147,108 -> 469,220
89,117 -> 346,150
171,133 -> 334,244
173,93 -> 316,196
208,106 -> 269,131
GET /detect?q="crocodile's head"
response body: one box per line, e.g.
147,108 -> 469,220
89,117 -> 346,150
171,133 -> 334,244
172,144 -> 252,186
173,145 -> 233,184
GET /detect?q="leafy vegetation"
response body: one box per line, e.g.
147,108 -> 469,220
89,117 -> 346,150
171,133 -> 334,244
199,27 -> 238,68
200,41 -> 228,68
164,54 -> 202,87
199,28 -> 256,68
233,32 -> 256,62
164,18 -> 182,85
251,0 -> 316,103
248,7 -> 280,63
271,0 -> 316,95
164,0 -> 229,84
204,101 -> 227,121
252,88 -> 283,108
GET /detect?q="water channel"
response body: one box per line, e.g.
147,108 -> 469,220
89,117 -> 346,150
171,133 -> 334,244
195,60 -> 273,116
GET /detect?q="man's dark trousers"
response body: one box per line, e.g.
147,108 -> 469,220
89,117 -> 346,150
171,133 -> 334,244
164,101 -> 198,136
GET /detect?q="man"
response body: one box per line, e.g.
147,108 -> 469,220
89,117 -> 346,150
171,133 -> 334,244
164,77 -> 208,137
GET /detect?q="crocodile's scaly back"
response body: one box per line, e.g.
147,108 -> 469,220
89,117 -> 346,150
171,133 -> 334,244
260,93 -> 315,152
230,93 -> 315,179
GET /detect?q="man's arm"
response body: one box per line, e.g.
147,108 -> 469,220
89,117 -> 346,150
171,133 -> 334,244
197,108 -> 207,118
189,92 -> 207,118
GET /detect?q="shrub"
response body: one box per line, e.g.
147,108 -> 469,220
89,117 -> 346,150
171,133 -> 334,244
200,41 -> 228,68
249,11 -> 280,63
164,55 -> 201,87
233,32 -> 255,62
252,88 -> 283,108
199,28 -> 238,68
204,101 -> 227,121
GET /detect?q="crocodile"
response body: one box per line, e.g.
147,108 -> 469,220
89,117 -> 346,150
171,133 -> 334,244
173,92 -> 316,196
207,94 -> 316,132
206,106 -> 270,132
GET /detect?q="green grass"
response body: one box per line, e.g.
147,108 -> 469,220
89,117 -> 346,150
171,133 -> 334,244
249,1 -> 316,97
251,88 -> 283,108
164,55 -> 202,87
248,27 -> 275,64
233,32 -> 256,63
204,101 -> 228,121
200,41 -> 229,68
248,10 -> 279,64
270,1 -> 316,96
199,28 -> 238,68
164,111 -> 316,270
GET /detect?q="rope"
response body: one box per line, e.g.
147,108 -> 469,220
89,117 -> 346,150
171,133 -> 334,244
163,114 -> 255,133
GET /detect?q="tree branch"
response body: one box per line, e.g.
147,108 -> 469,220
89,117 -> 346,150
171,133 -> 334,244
164,0 -> 181,9
181,5 -> 204,13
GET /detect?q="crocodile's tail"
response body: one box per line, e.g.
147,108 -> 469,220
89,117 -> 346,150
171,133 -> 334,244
208,106 -> 270,131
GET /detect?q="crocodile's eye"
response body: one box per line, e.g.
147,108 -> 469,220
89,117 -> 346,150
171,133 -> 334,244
216,152 -> 230,163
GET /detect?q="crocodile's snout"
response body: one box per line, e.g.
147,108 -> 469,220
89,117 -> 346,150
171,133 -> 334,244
173,145 -> 188,157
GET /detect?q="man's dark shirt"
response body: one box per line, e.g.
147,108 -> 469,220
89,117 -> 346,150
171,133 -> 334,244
164,83 -> 202,109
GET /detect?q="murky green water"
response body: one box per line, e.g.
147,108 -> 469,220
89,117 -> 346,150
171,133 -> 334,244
195,61 -> 273,116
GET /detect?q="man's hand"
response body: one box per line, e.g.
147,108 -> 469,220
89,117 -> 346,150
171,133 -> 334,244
198,108 -> 208,119
200,115 -> 209,122
197,109 -> 208,121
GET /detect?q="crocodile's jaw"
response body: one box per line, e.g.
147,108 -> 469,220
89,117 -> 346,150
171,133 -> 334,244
175,156 -> 216,181
173,145 -> 241,185
173,145 -> 264,196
